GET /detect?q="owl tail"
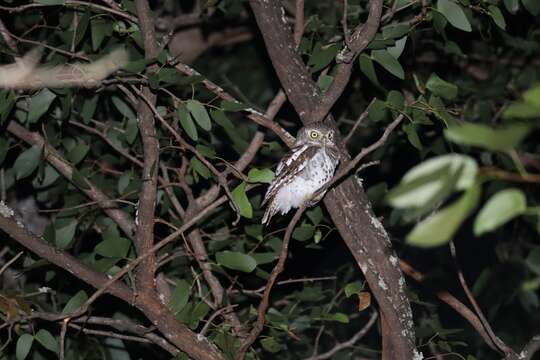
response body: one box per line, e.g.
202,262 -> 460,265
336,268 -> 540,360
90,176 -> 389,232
262,201 -> 277,225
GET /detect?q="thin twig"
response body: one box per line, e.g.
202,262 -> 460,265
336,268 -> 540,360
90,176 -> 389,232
0,251 -> 23,276
343,98 -> 377,144
236,206 -> 306,360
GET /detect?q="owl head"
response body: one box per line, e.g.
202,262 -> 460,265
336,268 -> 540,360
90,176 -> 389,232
294,123 -> 337,148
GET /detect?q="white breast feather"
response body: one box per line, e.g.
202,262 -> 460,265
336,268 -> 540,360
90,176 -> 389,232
272,148 -> 338,215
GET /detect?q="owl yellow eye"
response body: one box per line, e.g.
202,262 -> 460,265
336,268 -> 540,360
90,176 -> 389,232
309,131 -> 319,139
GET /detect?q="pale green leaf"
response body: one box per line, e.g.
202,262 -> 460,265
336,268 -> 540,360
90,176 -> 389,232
247,168 -> 274,183
16,334 -> 33,360
444,123 -> 530,151
216,251 -> 257,273
28,89 -> 57,123
474,189 -> 526,235
177,104 -> 198,141
426,73 -> 458,100
232,182 -> 252,218
437,0 -> 472,32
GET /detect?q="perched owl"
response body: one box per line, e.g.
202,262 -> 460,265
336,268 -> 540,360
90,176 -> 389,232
262,123 -> 340,225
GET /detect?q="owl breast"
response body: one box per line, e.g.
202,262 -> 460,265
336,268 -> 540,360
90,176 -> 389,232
272,148 -> 338,215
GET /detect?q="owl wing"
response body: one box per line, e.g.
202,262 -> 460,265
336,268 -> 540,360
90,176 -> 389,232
262,145 -> 319,206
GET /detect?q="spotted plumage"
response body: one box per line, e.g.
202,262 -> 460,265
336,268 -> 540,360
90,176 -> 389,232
262,123 -> 340,225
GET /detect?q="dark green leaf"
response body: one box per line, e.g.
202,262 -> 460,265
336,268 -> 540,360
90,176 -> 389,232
95,229 -> 131,258
111,96 -> 136,120
261,337 -> 280,353
91,18 -> 111,50
28,89 -> 56,123
35,329 -> 58,354
488,5 -> 506,30
426,73 -> 458,100
67,142 -> 90,165
62,290 -> 88,314
382,23 -> 410,39
80,95 -> 98,123
372,49 -> 404,79
14,145 -> 42,180
444,123 -> 530,151
344,281 -> 364,297
293,224 -> 315,241
16,334 -> 33,360
437,0 -> 472,32
232,182 -> 252,218
247,168 -> 274,183
368,99 -> 388,122
216,251 -> 257,272
169,279 -> 190,314
503,0 -> 520,13
308,43 -> 339,73
186,100 -> 212,131
0,90 -> 16,124
55,219 -> 77,249
190,157 -> 212,179
522,0 -> 540,15
359,54 -> 381,87
177,104 -> 198,141
474,189 -> 526,235
220,100 -> 247,112
34,0 -> 65,4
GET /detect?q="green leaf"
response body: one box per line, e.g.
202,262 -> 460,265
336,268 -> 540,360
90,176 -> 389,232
28,89 -> 57,123
35,329 -> 58,354
444,123 -> 530,151
426,73 -> 458,100
177,104 -> 198,141
191,157 -> 212,179
406,184 -> 481,247
387,36 -> 407,59
372,49 -> 404,79
503,102 -> 540,119
95,225 -> 131,258
504,0 -> 520,13
293,224 -> 315,241
195,144 -> 216,158
0,90 -> 16,124
169,279 -> 190,314
62,290 -> 88,314
34,0 -> 65,5
14,145 -> 42,180
403,123 -> 423,150
523,85 -> 540,108
247,168 -> 274,183
474,189 -> 526,235
261,337 -> 280,353
382,23 -> 410,39
80,95 -> 98,123
488,5 -> 506,30
308,43 -> 339,73
437,0 -> 472,32
91,18 -> 111,50
344,281 -> 364,297
359,54 -> 381,87
368,99 -> 388,122
220,100 -> 247,112
55,219 -> 78,249
186,100 -> 212,131
232,182 -> 253,218
332,312 -> 349,323
387,154 -> 478,209
111,96 -> 136,120
216,251 -> 257,273
67,142 -> 90,165
522,0 -> 540,15
16,334 -> 34,360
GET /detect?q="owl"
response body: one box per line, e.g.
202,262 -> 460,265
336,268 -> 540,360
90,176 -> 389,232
262,123 -> 341,225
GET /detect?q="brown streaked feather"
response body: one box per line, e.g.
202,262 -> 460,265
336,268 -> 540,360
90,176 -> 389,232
261,145 -> 320,207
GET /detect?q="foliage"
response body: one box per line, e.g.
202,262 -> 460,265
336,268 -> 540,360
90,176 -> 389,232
0,0 -> 539,359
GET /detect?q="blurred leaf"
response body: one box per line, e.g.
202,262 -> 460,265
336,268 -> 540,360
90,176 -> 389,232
437,0 -> 472,32
14,145 -> 42,179
474,189 -> 526,235
35,329 -> 58,354
406,184 -> 481,247
232,182 -> 252,218
387,36 -> 407,58
387,154 -> 477,209
91,18 -> 111,50
503,102 -> 540,119
191,157 -> 212,179
382,23 -> 410,39
177,104 -> 198,141
261,337 -> 280,353
67,142 -> 90,165
522,0 -> 540,15
248,168 -> 274,183
0,90 -> 16,124
504,0 -> 520,13
16,334 -> 33,360
332,312 -> 349,323
216,251 -> 257,272
403,123 -> 423,150
526,248 -> 540,276
426,73 -> 458,100
80,95 -> 98,123
523,85 -> 540,108
368,99 -> 388,122
444,123 -> 530,151
221,100 -> 247,112
372,49 -> 405,79
34,0 -> 65,4
186,100 -> 212,131
28,89 -> 56,123
62,290 -> 88,314
95,226 -> 131,258
111,96 -> 136,120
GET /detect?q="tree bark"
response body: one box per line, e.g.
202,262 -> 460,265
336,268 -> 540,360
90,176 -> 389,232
248,1 -> 417,358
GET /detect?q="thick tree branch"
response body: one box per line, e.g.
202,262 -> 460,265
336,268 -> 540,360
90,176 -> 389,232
248,1 -> 416,359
